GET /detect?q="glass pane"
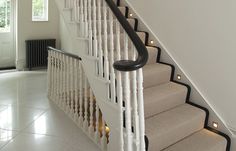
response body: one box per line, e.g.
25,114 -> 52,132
32,0 -> 48,21
0,0 -> 11,32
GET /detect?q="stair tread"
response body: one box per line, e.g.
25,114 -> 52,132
144,82 -> 187,118
146,103 -> 206,151
143,63 -> 171,88
162,129 -> 227,151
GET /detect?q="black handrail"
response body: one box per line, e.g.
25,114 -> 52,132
48,47 -> 82,60
105,0 -> 149,71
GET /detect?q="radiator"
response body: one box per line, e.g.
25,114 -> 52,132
26,39 -> 56,70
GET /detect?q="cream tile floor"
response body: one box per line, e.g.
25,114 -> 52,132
0,71 -> 99,151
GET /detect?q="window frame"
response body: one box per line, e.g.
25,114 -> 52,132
0,0 -> 11,33
32,0 -> 48,22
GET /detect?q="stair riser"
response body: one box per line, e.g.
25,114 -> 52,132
143,67 -> 171,88
144,90 -> 187,118
146,47 -> 160,65
146,104 -> 206,151
144,82 -> 188,118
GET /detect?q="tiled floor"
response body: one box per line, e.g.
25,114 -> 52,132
0,71 -> 99,151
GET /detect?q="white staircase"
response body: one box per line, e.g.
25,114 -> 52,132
47,0 -> 231,151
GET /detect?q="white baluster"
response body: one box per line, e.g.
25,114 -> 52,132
84,0 -> 88,37
58,53 -> 63,107
103,1 -> 109,81
83,78 -> 89,131
109,10 -> 116,103
89,88 -> 94,137
56,52 -> 61,105
88,0 -> 93,55
78,63 -> 84,126
53,52 -> 57,102
79,0 -> 85,36
65,0 -> 70,8
47,51 -> 52,98
115,20 -> 121,63
97,0 -> 103,77
74,59 -> 79,121
73,0 -> 77,21
50,51 -> 54,100
131,45 -> 140,151
115,19 -> 124,151
124,33 -> 133,151
76,0 -> 80,22
70,58 -> 75,117
137,68 -> 146,151
66,56 -> 71,113
101,118 -> 107,150
95,102 -> 100,144
50,52 -> 54,99
62,54 -> 67,110
92,0 -> 97,57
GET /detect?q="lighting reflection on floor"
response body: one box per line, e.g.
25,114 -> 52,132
33,115 -> 46,138
0,106 -> 13,132
0,71 -> 99,151
0,129 -> 13,142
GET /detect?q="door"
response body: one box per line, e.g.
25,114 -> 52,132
0,0 -> 15,68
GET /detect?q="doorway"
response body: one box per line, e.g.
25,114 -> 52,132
0,0 -> 15,69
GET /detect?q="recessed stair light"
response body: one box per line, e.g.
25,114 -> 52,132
129,13 -> 133,17
177,74 -> 181,80
105,126 -> 110,133
213,122 -> 218,129
150,40 -> 154,44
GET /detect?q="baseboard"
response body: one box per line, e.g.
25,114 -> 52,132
16,59 -> 26,71
228,126 -> 236,136
0,66 -> 16,70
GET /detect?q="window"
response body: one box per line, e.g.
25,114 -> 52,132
0,0 -> 11,32
32,0 -> 48,21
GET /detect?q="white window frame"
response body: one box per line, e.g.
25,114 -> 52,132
32,0 -> 48,22
0,0 -> 11,32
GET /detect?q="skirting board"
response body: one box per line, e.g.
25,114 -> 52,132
16,58 -> 26,70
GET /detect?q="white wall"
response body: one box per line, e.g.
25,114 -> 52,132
16,0 -> 60,70
126,0 -> 236,142
59,15 -> 73,52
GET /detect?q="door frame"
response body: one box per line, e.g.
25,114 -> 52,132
0,0 -> 16,70
12,0 -> 16,68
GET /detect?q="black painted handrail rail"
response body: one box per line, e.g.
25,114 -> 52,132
105,0 -> 149,71
48,47 -> 82,60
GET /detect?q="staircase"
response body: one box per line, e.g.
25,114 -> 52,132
48,0 -> 231,150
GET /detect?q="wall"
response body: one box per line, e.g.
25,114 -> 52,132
16,0 -> 60,70
126,0 -> 236,147
59,15 -> 73,52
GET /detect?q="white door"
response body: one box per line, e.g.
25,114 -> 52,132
0,0 -> 15,68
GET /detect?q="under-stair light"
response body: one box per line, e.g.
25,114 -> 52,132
129,13 -> 133,17
105,126 -> 110,133
177,74 -> 181,80
150,40 -> 154,44
213,122 -> 219,129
